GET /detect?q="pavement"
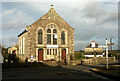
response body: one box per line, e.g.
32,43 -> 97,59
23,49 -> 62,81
1,64 -> 114,81
79,64 -> 120,81
90,68 -> 120,81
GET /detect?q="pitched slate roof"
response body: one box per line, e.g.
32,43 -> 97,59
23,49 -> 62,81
31,5 -> 74,30
18,29 -> 27,37
18,5 -> 74,37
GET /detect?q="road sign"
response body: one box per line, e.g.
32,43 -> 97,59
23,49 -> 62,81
98,46 -> 108,48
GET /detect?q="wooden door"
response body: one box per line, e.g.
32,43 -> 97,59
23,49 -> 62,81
62,49 -> 66,60
38,49 -> 43,61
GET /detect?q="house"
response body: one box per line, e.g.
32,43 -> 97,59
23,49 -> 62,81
18,5 -> 74,62
84,41 -> 103,52
84,41 -> 104,58
8,43 -> 19,56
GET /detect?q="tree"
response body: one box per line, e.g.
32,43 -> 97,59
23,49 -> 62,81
1,45 -> 8,58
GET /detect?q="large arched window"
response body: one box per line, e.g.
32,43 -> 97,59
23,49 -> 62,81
38,29 -> 42,44
61,31 -> 65,45
53,29 -> 57,45
47,29 -> 51,44
47,24 -> 58,45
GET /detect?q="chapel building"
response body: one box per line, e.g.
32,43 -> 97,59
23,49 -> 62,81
18,5 -> 74,62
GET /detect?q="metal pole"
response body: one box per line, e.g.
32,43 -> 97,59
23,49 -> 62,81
106,38 -> 109,69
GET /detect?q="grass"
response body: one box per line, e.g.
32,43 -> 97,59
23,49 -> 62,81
74,52 -> 85,60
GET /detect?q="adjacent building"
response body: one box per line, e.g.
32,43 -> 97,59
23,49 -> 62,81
84,41 -> 104,58
84,41 -> 103,52
8,43 -> 19,56
18,5 -> 74,62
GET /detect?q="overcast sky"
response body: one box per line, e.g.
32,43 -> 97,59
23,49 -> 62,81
0,0 -> 119,51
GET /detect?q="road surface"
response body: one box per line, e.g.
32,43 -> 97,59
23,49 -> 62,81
2,65 -> 114,81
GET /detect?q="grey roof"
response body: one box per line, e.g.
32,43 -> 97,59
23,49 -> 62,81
18,29 -> 27,37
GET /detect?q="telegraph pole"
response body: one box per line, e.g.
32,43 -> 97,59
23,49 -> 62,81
106,38 -> 109,69
110,38 -> 114,51
110,38 -> 112,51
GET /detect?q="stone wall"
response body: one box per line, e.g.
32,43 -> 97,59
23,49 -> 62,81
70,57 -> 117,65
43,61 -> 58,67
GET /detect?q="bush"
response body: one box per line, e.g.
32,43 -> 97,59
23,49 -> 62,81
74,53 -> 85,60
7,54 -> 19,63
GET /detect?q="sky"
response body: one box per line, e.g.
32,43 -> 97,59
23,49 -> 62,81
0,0 -> 119,52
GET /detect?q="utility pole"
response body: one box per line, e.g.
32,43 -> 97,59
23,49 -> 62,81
110,38 -> 112,51
106,38 -> 109,69
110,38 -> 114,51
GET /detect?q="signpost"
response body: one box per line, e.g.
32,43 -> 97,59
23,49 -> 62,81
98,38 -> 110,69
106,38 -> 109,69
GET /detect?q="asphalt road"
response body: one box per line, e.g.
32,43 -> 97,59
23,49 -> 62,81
0,64 -> 2,81
2,65 -> 114,81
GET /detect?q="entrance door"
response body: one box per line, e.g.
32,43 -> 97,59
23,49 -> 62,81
62,49 -> 66,60
38,49 -> 43,61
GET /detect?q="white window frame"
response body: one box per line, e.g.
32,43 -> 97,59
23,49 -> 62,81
23,37 -> 25,54
21,38 -> 22,54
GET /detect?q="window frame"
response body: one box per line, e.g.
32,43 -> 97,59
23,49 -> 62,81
38,29 -> 43,44
46,24 -> 58,45
61,31 -> 65,45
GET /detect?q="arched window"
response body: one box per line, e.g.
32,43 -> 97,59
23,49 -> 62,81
47,29 -> 51,33
53,29 -> 57,45
38,29 -> 42,44
61,31 -> 65,45
53,29 -> 57,33
47,24 -> 58,45
47,29 -> 51,44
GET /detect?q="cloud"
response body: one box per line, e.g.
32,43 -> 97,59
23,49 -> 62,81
2,8 -> 34,30
2,35 -> 18,47
1,2 -> 118,51
74,40 -> 92,51
82,2 -> 118,25
83,2 -> 106,18
2,8 -> 16,16
98,12 -> 118,25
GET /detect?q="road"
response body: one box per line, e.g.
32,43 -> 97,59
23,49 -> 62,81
0,64 -> 2,81
2,65 -> 114,80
